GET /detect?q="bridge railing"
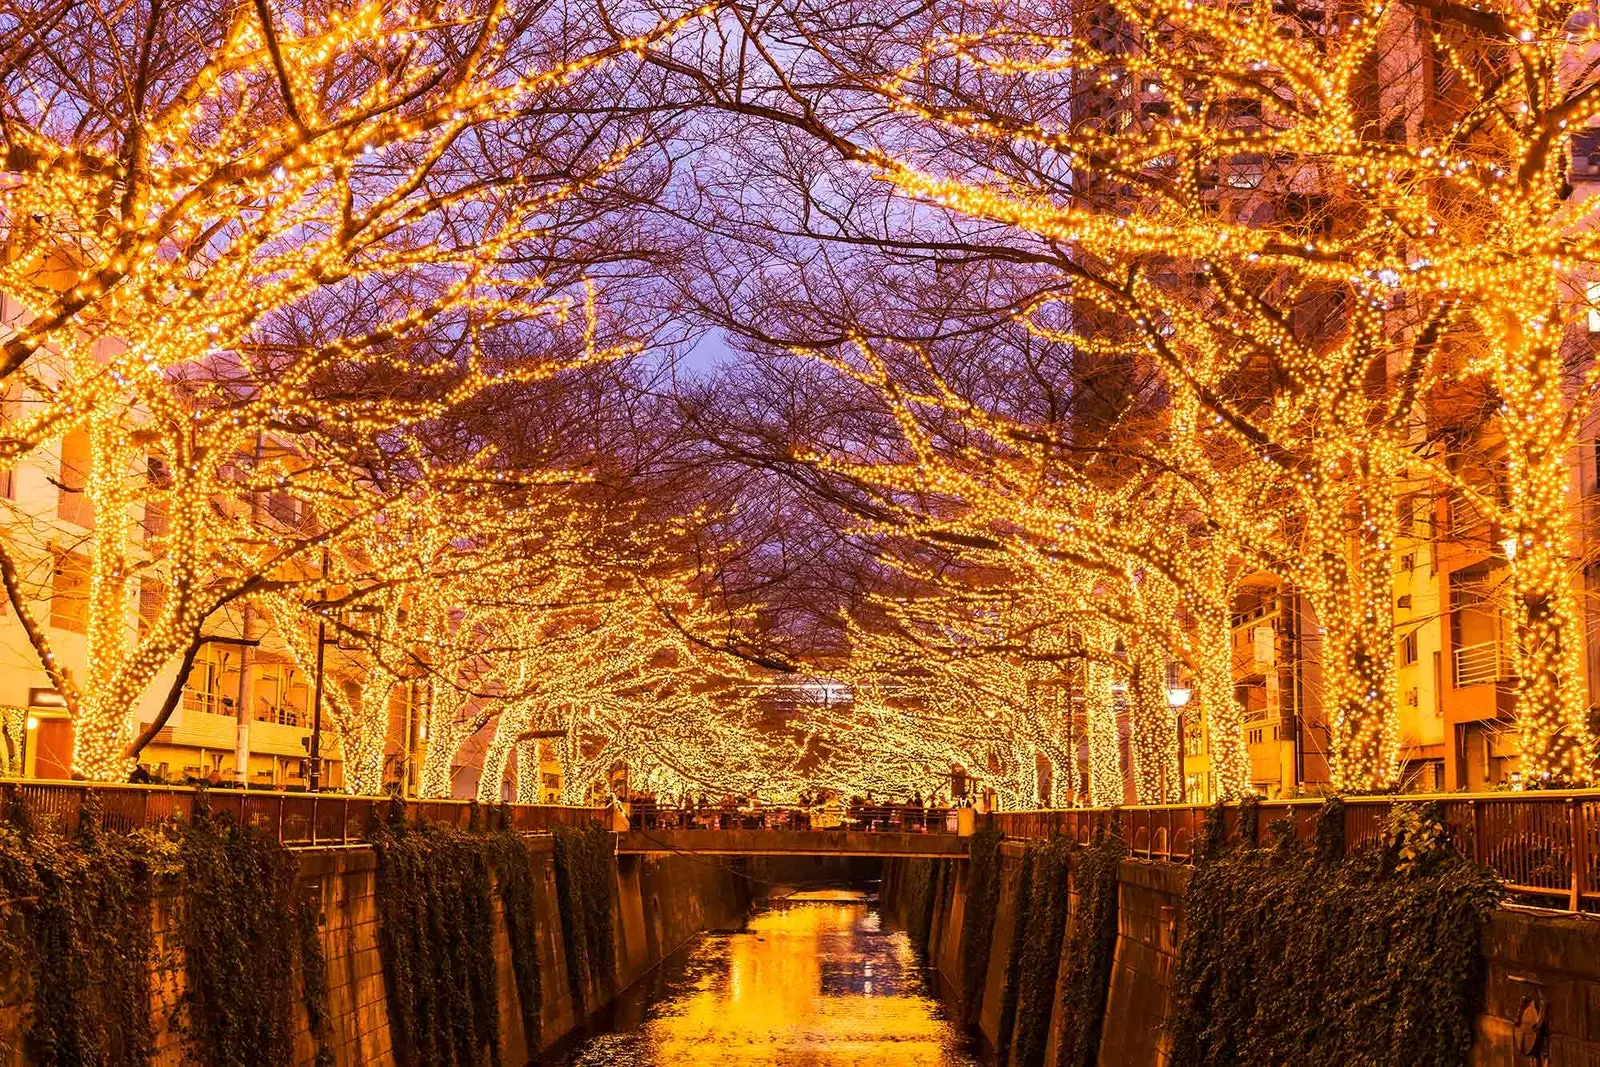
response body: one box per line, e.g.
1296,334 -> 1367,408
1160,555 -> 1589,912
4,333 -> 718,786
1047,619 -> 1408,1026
991,791 -> 1600,912
629,801 -> 959,834
0,779 -> 606,846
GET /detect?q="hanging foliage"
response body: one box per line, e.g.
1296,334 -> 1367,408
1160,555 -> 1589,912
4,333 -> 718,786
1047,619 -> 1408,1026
551,824 -> 617,1013
895,858 -> 939,952
994,845 -> 1035,1067
20,794 -> 174,1067
487,828 -> 543,1057
959,828 -> 1003,1023
369,810 -> 503,1067
176,796 -> 299,1066
1011,837 -> 1074,1067
1055,829 -> 1126,1067
298,893 -> 337,1067
1167,801 -> 1501,1067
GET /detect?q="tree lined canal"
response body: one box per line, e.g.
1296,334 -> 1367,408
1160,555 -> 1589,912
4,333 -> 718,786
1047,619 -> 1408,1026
545,889 -> 984,1066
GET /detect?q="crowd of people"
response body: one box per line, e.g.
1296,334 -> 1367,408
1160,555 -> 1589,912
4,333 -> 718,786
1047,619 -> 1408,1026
627,790 -> 987,833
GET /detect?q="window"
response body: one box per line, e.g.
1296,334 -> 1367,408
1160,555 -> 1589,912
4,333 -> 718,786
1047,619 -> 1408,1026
1248,728 -> 1265,745
183,644 -> 240,717
50,550 -> 90,633
255,662 -> 309,727
1400,631 -> 1419,665
56,431 -> 92,528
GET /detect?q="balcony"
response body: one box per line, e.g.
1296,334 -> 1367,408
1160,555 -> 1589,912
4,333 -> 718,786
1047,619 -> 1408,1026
1453,640 -> 1512,688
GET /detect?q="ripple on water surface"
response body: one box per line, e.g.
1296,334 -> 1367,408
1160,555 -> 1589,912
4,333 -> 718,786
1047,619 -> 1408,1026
547,892 -> 984,1067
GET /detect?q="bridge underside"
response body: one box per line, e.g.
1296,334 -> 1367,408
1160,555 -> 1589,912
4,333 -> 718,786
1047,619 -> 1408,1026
615,828 -> 969,858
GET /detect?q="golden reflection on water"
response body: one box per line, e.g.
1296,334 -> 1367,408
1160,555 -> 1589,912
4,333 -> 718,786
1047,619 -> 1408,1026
552,893 -> 982,1067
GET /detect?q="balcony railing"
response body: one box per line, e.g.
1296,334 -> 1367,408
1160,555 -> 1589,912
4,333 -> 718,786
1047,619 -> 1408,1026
0,780 -> 605,846
1453,640 -> 1511,687
992,791 -> 1600,912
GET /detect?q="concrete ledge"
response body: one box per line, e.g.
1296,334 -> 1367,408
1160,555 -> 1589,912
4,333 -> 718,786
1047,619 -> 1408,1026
616,828 -> 969,857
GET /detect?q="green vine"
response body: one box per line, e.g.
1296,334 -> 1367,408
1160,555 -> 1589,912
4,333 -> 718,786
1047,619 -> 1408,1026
1167,800 -> 1501,1067
1011,837 -> 1073,1067
1055,828 -> 1125,1067
21,794 -> 174,1067
487,829 -> 542,1056
176,796 -> 299,1066
551,824 -> 616,1013
297,893 -> 336,1067
369,811 -> 503,1067
896,858 -> 938,952
959,828 -> 1003,1024
994,845 -> 1035,1067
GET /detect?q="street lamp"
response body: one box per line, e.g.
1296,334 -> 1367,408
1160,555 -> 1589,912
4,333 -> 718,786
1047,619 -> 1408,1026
1168,673 -> 1192,804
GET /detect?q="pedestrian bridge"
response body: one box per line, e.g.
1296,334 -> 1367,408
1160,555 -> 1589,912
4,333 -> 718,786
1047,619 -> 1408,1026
615,827 -> 971,858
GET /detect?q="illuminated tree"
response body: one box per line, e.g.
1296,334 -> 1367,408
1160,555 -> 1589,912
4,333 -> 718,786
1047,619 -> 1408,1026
0,0 -> 709,778
648,0 -> 1600,785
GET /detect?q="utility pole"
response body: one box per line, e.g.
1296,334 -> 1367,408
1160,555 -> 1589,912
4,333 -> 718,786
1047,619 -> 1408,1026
308,546 -> 330,792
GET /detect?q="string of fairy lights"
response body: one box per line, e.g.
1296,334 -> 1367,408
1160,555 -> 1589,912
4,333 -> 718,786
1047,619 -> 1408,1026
762,0 -> 1600,796
0,0 -> 714,783
6,0 -> 1600,800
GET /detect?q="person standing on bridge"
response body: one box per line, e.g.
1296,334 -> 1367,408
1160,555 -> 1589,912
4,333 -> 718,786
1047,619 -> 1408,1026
908,791 -> 925,833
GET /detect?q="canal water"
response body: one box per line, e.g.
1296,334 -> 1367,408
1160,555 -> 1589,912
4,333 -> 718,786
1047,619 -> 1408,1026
544,889 -> 985,1066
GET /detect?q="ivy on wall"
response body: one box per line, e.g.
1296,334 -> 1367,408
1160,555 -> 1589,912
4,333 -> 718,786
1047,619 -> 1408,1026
959,828 -> 1003,1025
176,796 -> 300,1066
22,797 -> 169,1067
1010,837 -> 1073,1067
297,892 -> 336,1067
486,829 -> 542,1057
369,813 -> 503,1067
896,858 -> 939,952
994,845 -> 1035,1067
1167,800 -> 1501,1067
551,823 -> 616,1013
1055,828 -> 1124,1067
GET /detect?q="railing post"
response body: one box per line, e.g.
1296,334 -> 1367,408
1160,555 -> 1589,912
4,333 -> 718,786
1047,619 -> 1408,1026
1569,798 -> 1585,913
309,795 -> 318,848
1471,799 -> 1484,868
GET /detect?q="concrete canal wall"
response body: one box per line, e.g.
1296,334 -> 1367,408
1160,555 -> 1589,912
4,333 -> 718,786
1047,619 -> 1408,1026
885,845 -> 1600,1067
296,842 -> 750,1066
0,836 -> 750,1067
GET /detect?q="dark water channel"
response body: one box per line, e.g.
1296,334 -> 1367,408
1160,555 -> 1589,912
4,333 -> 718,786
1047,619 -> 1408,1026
543,888 -> 986,1067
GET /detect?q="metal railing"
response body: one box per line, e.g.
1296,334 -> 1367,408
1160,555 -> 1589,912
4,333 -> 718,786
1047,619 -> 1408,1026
0,780 -> 605,846
991,791 -> 1600,912
1453,640 -> 1510,687
629,801 -> 960,834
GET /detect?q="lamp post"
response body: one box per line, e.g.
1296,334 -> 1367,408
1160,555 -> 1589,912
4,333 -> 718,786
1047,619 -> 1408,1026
1167,681 -> 1192,804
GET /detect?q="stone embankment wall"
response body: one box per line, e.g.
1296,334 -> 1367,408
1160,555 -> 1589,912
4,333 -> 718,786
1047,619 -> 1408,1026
0,837 -> 749,1067
303,842 -> 749,1066
884,846 -> 1600,1067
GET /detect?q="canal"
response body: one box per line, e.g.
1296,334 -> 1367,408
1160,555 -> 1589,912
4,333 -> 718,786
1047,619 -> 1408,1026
544,888 -> 985,1066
